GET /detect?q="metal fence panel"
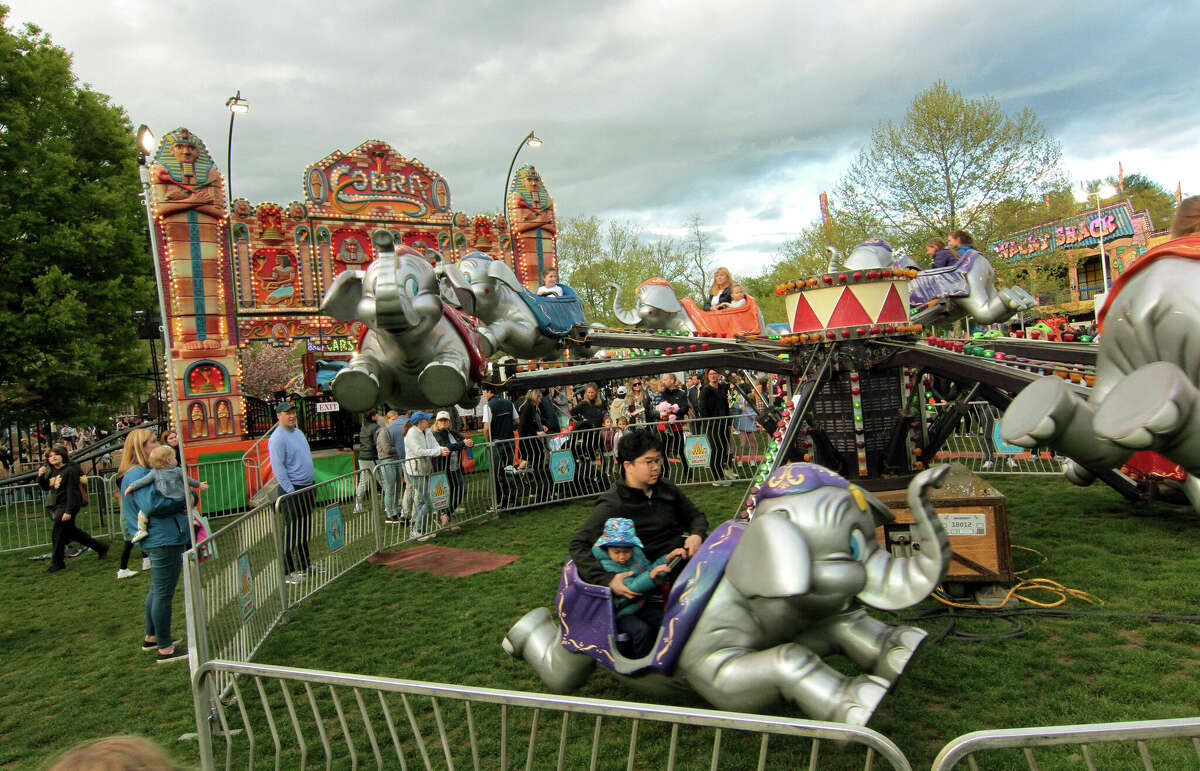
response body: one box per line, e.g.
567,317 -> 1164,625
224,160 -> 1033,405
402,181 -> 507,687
0,473 -> 121,553
275,470 -> 378,607
932,717 -> 1200,770
929,401 -> 1064,475
192,659 -> 912,771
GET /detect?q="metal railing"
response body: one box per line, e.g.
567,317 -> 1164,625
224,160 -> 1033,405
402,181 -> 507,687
929,400 -> 1063,475
482,415 -> 765,516
189,659 -> 911,771
0,473 -> 120,553
931,717 -> 1200,770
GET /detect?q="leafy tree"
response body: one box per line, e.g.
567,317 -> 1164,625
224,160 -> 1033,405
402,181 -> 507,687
1112,172 -> 1178,229
681,214 -> 712,300
0,9 -> 154,424
238,342 -> 303,399
556,216 -> 689,325
838,81 -> 1062,259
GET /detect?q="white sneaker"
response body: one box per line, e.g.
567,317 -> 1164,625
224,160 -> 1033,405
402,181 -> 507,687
723,469 -> 738,480
1007,458 -> 1019,468
284,571 -> 305,584
981,461 -> 994,469
116,568 -> 138,579
142,557 -> 151,571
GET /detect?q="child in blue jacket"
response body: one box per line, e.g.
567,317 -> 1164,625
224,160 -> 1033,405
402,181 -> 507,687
592,517 -> 685,657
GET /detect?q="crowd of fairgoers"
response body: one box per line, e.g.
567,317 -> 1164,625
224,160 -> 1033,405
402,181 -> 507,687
0,419 -> 144,477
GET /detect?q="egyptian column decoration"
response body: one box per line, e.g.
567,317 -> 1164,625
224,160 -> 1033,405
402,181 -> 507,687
147,128 -> 243,444
507,164 -> 558,290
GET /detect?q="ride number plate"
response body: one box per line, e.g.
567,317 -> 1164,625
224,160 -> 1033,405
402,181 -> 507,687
938,512 -> 987,536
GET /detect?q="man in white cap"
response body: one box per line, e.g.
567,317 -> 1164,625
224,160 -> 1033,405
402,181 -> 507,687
268,401 -> 315,583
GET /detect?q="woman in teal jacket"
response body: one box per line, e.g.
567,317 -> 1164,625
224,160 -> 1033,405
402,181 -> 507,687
117,429 -> 189,664
591,517 -> 685,657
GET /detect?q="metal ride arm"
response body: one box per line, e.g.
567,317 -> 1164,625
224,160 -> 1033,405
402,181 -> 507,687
764,349 -> 832,479
494,348 -> 793,391
871,342 -> 1093,399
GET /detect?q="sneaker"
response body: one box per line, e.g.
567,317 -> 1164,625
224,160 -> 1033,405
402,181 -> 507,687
723,469 -> 738,480
385,514 -> 401,523
46,564 -> 65,574
284,571 -> 305,584
142,557 -> 151,571
711,481 -> 722,487
117,568 -> 139,579
143,637 -> 181,652
353,505 -> 364,514
981,461 -> 994,469
96,544 -> 110,560
156,648 -> 188,664
1007,458 -> 1019,468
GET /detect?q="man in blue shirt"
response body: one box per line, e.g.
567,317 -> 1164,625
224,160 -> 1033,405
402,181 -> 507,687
268,401 -> 315,583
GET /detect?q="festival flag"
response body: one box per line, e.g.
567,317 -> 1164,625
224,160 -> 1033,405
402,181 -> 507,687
1178,182 -> 1184,205
1118,162 -> 1124,193
819,192 -> 830,227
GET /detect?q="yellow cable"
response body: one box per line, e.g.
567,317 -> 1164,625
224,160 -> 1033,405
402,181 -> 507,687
932,578 -> 1104,610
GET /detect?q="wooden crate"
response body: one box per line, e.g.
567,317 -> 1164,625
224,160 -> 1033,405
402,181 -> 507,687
874,464 -> 1013,583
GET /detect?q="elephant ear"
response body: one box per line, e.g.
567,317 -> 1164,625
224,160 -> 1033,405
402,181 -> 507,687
321,270 -> 366,321
487,258 -> 529,295
725,509 -> 811,599
437,262 -> 474,315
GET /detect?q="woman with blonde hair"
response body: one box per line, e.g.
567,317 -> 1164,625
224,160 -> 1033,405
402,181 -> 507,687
707,267 -> 734,311
113,428 -> 157,580
117,428 -> 189,663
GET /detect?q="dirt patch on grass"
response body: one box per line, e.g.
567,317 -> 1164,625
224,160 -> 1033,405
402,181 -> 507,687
1116,629 -> 1147,649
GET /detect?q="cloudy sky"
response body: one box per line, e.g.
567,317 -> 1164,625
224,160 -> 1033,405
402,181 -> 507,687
8,0 -> 1198,275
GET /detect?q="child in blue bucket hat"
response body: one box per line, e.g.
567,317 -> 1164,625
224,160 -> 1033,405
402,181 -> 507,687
592,517 -> 686,657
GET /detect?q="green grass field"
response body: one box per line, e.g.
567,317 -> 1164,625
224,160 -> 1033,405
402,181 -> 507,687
3,475 -> 1199,769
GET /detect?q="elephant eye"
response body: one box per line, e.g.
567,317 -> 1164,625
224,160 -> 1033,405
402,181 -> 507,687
404,277 -> 420,296
849,528 -> 867,561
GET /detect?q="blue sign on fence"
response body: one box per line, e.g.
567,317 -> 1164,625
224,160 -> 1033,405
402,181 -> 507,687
237,551 -> 255,621
325,505 -> 344,553
991,421 -> 1026,455
550,450 -> 575,483
429,472 -> 450,510
684,435 -> 711,468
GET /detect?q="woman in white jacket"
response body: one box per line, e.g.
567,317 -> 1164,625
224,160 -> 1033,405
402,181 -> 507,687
404,411 -> 449,540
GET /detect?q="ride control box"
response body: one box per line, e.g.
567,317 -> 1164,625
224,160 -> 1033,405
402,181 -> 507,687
874,463 -> 1014,584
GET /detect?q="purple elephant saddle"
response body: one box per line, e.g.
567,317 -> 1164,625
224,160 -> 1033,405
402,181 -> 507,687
909,250 -> 977,305
557,519 -> 745,675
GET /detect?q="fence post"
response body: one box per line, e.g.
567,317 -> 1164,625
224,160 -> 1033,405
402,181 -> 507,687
369,466 -> 383,555
183,550 -> 216,771
486,440 -> 498,517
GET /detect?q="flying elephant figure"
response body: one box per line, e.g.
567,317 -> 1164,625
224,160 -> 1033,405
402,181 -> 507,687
1001,236 -> 1200,508
320,231 -> 484,412
503,463 -> 951,724
829,238 -> 1035,325
609,278 -> 697,333
449,252 -> 587,359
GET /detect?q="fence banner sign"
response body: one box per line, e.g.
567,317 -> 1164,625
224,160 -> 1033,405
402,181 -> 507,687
991,421 -> 1026,455
325,505 -> 344,553
237,551 -> 255,621
684,435 -> 712,468
429,472 -> 450,510
550,449 -> 575,483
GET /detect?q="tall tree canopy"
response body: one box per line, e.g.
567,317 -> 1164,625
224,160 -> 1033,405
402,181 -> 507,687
0,8 -> 154,424
838,81 -> 1062,259
556,216 -> 693,325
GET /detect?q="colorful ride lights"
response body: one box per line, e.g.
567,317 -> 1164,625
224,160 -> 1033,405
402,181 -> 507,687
774,268 -> 918,294
777,322 -> 922,346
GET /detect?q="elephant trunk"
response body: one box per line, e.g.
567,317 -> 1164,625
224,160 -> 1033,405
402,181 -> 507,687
856,465 -> 952,611
609,282 -> 641,326
825,246 -> 843,274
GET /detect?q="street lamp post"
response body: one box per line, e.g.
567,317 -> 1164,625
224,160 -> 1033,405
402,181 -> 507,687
1076,183 -> 1117,296
224,91 -> 249,207
134,124 -> 199,553
501,129 -> 542,261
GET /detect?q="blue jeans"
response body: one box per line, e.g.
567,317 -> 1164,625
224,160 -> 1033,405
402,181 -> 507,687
411,475 -> 431,533
381,460 -> 401,517
144,544 -> 185,650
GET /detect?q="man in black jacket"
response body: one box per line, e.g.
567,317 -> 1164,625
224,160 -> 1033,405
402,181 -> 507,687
484,386 -> 518,509
568,429 -> 708,599
354,410 -> 380,513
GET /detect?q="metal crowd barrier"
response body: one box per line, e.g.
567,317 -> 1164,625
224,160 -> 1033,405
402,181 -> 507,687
0,472 -> 119,553
189,659 -> 910,771
481,415 -> 765,516
931,716 -> 1200,770
929,400 -> 1063,475
192,457 -> 257,520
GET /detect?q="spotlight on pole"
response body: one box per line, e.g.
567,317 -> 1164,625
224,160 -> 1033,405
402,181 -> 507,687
135,124 -> 155,163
